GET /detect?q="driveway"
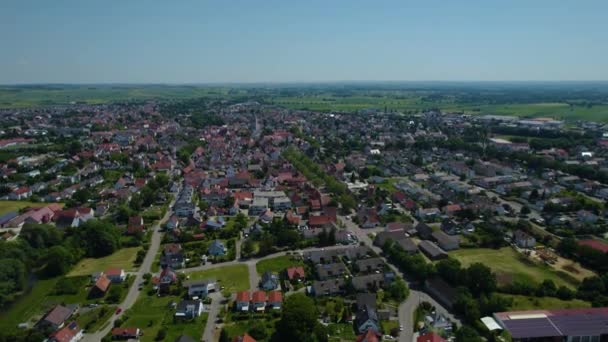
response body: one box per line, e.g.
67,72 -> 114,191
202,292 -> 222,342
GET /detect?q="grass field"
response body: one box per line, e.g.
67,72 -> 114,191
189,264 -> 249,292
222,317 -> 278,342
75,305 -> 114,332
0,200 -> 55,216
256,255 -> 304,276
327,322 -> 357,341
500,294 -> 591,311
68,247 -> 139,276
450,247 -> 579,289
119,291 -> 206,342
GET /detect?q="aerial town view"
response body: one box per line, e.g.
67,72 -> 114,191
1,1 -> 608,342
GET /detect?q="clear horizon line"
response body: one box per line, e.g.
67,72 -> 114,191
2,80 -> 608,86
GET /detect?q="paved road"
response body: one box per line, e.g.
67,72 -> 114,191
83,199 -> 175,341
202,292 -> 222,342
339,215 -> 461,341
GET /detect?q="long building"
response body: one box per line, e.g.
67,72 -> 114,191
492,308 -> 608,341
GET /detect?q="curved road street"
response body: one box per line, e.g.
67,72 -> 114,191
82,198 -> 175,342
338,215 -> 461,342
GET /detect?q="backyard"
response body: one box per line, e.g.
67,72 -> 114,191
256,255 -> 304,276
68,247 -> 140,276
450,247 -> 579,289
188,264 -> 249,293
0,200 -> 58,216
117,291 -> 207,342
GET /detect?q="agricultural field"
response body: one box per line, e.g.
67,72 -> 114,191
500,294 -> 591,311
188,264 -> 249,293
68,247 -> 140,276
255,255 -> 304,276
450,247 -> 579,289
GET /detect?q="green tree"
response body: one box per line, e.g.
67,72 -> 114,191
455,325 -> 482,342
465,263 -> 496,296
44,246 -> 73,277
388,278 -> 410,302
274,294 -> 320,342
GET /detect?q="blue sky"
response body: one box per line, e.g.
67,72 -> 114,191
0,0 -> 606,83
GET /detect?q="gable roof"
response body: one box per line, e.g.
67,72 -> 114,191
417,332 -> 447,342
41,305 -> 73,326
94,274 -> 111,293
49,321 -> 81,342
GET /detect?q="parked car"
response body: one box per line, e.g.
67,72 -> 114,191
115,307 -> 122,315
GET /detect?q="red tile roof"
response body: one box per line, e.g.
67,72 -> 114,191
49,321 -> 80,342
417,332 -> 446,342
252,291 -> 267,303
111,327 -> 139,337
356,328 -> 380,342
94,275 -> 111,293
267,291 -> 282,303
236,291 -> 250,302
578,239 -> 608,253
286,266 -> 305,280
232,333 -> 257,342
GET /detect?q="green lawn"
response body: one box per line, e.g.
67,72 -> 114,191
222,317 -> 277,342
0,200 -> 57,216
119,292 -> 206,342
256,255 -> 304,276
450,247 -> 579,289
327,322 -> 357,341
500,294 -> 591,311
0,278 -> 58,331
189,264 -> 249,292
75,305 -> 114,332
68,247 -> 140,276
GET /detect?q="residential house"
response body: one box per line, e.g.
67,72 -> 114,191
166,215 -> 179,231
355,258 -> 385,274
286,266 -> 305,282
184,280 -> 215,298
356,328 -> 380,342
425,277 -> 458,309
513,230 -> 536,249
260,271 -> 280,290
415,223 -> 433,240
252,291 -> 267,312
354,305 -> 380,334
127,216 -> 144,235
104,268 -> 126,283
352,274 -> 384,291
37,305 -> 76,330
111,327 -> 140,340
356,293 -> 377,310
89,274 -> 111,298
236,291 -> 250,311
267,291 -> 282,310
311,279 -> 345,297
174,300 -> 204,319
418,241 -> 448,260
232,333 -> 257,342
207,240 -> 226,257
431,231 -> 460,251
48,321 -> 83,342
316,263 -> 347,280
161,243 -> 186,269
417,332 -> 446,342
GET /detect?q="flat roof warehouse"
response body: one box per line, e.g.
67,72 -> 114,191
493,308 -> 608,340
